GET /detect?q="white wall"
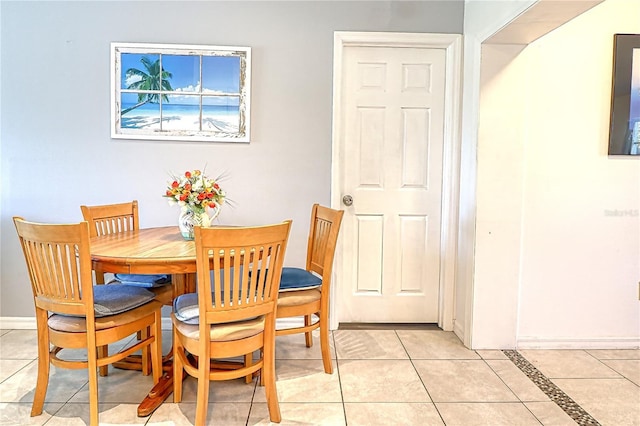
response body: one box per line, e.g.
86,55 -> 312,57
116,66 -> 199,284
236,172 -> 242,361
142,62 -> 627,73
0,1 -> 463,320
459,0 -> 536,346
516,0 -> 639,348
474,42 -> 528,348
472,0 -> 640,348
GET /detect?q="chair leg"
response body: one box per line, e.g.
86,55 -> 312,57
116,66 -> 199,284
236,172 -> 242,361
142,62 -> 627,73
151,311 -> 162,384
194,346 -> 210,426
31,311 -> 50,417
97,345 -> 109,376
244,352 -> 253,384
87,338 -> 100,426
319,312 -> 333,374
263,325 -> 281,423
31,356 -> 50,417
140,327 -> 150,376
258,349 -> 265,387
304,315 -> 313,347
95,271 -> 109,377
172,328 -> 184,403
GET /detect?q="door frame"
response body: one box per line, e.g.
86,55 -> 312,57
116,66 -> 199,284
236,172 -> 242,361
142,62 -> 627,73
330,31 -> 462,331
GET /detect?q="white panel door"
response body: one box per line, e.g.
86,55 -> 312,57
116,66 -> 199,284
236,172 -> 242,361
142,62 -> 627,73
337,45 -> 446,323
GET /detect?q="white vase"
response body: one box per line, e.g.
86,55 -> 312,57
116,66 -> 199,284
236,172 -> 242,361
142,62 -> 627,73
178,207 -> 219,240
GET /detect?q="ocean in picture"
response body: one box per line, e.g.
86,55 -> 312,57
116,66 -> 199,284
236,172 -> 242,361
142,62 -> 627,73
121,103 -> 240,133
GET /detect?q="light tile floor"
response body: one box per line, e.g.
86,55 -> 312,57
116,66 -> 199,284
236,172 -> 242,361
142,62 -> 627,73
0,328 -> 638,425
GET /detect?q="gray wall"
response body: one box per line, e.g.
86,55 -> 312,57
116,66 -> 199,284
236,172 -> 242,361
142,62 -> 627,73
0,1 -> 463,318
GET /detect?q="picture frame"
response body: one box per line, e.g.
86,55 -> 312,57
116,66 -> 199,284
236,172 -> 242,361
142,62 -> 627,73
608,34 -> 640,155
111,42 -> 251,143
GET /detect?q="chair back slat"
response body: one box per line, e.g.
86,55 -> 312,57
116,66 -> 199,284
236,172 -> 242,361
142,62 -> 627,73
97,216 -> 132,236
195,222 -> 291,325
14,217 -> 93,317
306,205 -> 344,277
81,201 -> 139,237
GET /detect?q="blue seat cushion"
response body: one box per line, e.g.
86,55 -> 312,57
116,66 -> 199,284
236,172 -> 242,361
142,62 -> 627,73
173,269 -> 236,325
174,292 -> 263,326
279,267 -> 322,292
114,274 -> 170,288
173,293 -> 200,324
93,285 -> 156,317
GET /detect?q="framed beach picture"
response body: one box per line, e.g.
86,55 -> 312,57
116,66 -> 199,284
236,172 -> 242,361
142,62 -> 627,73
111,42 -> 251,143
608,34 -> 640,155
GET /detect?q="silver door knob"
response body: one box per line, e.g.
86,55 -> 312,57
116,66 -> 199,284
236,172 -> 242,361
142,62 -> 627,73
342,195 -> 353,206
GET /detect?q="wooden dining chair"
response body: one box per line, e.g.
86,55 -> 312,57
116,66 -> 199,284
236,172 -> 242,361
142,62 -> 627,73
13,217 -> 163,426
172,221 -> 292,425
79,200 -> 140,284
275,204 -> 344,374
80,200 -> 172,302
81,200 -> 172,375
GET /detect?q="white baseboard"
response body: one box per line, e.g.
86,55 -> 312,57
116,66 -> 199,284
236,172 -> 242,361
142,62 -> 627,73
2,316 -> 309,333
0,316 -> 178,331
453,320 -> 465,342
0,317 -> 36,330
517,336 -> 640,350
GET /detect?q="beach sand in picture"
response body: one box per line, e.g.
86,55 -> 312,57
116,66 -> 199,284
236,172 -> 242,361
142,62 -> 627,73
121,112 -> 239,133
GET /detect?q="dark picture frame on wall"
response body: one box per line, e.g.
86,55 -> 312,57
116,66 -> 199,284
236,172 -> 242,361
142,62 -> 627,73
608,34 -> 640,155
111,42 -> 251,143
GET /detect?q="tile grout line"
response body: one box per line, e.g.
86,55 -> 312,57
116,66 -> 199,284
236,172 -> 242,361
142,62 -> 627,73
331,331 -> 349,426
395,330 -> 448,425
502,350 -> 601,426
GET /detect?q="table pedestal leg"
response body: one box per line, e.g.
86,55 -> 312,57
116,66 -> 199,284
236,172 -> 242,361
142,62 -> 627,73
137,351 -> 196,417
135,273 -> 195,416
137,369 -> 177,417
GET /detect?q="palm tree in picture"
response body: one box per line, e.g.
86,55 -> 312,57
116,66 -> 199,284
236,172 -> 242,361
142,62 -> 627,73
121,57 -> 174,115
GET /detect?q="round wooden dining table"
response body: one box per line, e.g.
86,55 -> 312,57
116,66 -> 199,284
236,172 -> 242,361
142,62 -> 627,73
90,226 -> 197,416
90,226 -> 199,294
